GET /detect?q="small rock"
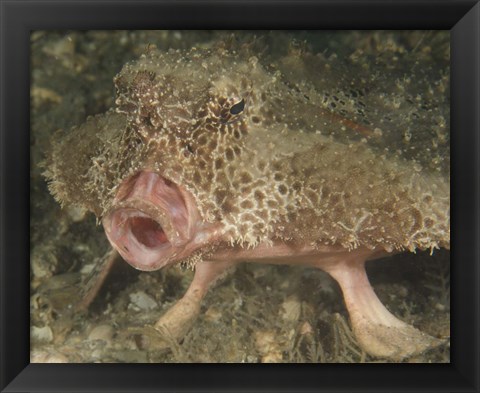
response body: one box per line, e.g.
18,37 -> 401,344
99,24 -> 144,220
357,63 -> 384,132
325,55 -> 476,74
42,35 -> 75,58
90,349 -> 105,361
204,306 -> 223,323
31,325 -> 54,343
80,263 -> 96,275
254,329 -> 278,355
129,291 -> 158,311
88,324 -> 114,343
397,285 -> 409,298
280,295 -> 301,322
261,352 -> 283,363
111,349 -> 148,363
30,349 -> 69,363
31,87 -> 62,106
251,265 -> 270,279
66,205 -> 88,222
31,246 -> 56,279
299,321 -> 314,336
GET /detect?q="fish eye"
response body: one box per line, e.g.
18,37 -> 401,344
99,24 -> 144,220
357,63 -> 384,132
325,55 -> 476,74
229,98 -> 245,115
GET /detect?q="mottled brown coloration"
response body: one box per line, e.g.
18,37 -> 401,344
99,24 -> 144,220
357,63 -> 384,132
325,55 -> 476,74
46,34 -> 449,253
44,32 -> 450,360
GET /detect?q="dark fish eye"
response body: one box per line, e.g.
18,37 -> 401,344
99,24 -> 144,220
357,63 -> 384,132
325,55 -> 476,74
229,99 -> 245,115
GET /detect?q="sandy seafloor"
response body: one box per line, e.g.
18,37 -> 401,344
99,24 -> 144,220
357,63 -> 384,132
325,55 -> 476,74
30,30 -> 450,363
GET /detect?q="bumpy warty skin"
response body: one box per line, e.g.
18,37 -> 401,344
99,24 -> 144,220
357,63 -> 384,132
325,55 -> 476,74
45,33 -> 450,260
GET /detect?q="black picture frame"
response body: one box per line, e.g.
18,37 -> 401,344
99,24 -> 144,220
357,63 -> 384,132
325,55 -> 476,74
1,0 -> 479,392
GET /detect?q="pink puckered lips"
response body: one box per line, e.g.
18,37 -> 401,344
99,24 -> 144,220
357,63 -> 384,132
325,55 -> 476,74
102,171 -> 199,271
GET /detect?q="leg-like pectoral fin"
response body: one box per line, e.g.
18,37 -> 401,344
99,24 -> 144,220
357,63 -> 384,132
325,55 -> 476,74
154,288 -> 202,339
320,256 -> 444,360
76,248 -> 120,312
153,259 -> 236,342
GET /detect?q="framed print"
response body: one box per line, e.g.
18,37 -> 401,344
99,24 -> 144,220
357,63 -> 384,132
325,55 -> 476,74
1,1 -> 479,392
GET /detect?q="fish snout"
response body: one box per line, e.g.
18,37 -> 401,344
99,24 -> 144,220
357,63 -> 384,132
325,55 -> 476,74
102,171 -> 194,271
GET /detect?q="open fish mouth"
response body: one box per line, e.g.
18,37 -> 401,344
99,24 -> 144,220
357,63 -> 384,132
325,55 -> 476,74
102,171 -> 193,271
128,215 -> 169,248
